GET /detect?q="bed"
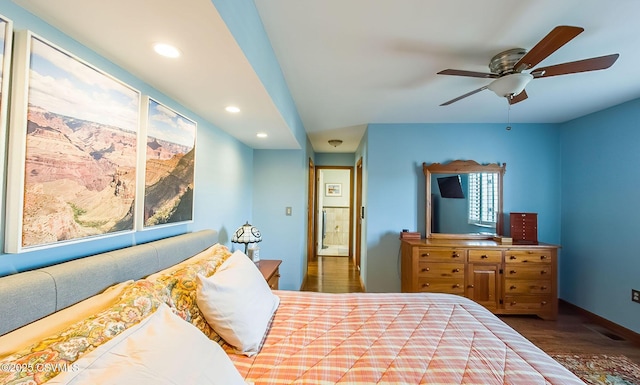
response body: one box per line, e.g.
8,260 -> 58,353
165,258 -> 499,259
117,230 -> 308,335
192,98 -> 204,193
0,230 -> 584,384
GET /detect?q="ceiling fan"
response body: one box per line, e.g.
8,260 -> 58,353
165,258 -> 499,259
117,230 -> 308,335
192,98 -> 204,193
437,26 -> 619,106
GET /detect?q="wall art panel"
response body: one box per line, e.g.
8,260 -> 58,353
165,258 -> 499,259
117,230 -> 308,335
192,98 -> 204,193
139,97 -> 196,229
5,31 -> 141,253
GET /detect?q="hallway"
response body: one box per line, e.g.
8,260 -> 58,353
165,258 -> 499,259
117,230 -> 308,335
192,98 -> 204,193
301,256 -> 364,293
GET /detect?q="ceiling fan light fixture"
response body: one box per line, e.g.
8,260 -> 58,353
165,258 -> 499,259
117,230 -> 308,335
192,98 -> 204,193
328,139 -> 343,147
487,73 -> 533,98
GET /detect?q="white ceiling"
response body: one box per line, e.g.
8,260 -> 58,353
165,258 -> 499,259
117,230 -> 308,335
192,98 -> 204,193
12,0 -> 640,153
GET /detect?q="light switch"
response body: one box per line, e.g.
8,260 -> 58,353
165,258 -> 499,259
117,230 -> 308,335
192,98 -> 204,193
285,207 -> 292,216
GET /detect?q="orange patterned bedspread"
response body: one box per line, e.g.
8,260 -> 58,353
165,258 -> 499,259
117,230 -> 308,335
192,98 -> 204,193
229,291 -> 582,385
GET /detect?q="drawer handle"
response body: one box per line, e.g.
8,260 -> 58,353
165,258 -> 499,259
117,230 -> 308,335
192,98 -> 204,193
421,253 -> 430,257
540,270 -> 548,275
453,268 -> 460,273
481,255 -> 488,259
509,255 -> 517,260
468,284 -> 474,288
421,267 -> 430,272
540,255 -> 548,260
541,286 -> 547,290
452,252 -> 460,258
510,270 -> 517,274
510,285 -> 517,290
453,284 -> 460,288
541,301 -> 548,305
510,301 -> 517,306
422,283 -> 430,288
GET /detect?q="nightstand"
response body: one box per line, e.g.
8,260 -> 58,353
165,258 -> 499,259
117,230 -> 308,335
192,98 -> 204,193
257,260 -> 282,290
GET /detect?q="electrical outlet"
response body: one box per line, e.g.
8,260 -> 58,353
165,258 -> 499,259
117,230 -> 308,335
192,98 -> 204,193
632,289 -> 640,304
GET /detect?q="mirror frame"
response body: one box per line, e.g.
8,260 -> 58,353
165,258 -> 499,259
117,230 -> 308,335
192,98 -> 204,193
424,159 -> 506,239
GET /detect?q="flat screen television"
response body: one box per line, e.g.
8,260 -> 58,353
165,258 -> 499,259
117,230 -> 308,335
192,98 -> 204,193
437,175 -> 464,199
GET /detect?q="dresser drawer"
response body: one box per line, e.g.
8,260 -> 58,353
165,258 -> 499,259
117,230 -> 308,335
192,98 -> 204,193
468,249 -> 502,263
417,278 -> 465,294
505,250 -> 554,264
505,265 -> 552,279
417,248 -> 466,262
505,279 -> 551,294
418,262 -> 464,278
267,268 -> 280,290
513,228 -> 538,239
504,295 -> 552,311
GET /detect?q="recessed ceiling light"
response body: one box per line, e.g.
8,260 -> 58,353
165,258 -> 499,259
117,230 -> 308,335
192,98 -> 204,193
256,133 -> 268,138
225,106 -> 241,113
153,43 -> 181,58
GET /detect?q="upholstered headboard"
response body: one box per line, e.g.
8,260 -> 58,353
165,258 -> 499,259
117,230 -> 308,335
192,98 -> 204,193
0,229 -> 218,336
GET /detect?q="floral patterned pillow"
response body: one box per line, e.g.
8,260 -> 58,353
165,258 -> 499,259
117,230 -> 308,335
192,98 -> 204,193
0,280 -> 161,385
152,245 -> 232,343
0,245 -> 233,385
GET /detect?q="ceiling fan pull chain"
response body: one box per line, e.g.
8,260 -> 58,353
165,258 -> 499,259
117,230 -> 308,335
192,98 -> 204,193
506,103 -> 512,131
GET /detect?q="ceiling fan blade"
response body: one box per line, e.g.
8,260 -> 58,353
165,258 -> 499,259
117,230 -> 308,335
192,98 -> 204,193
440,86 -> 488,106
437,69 -> 498,79
514,26 -> 584,72
531,54 -> 619,78
508,89 -> 528,105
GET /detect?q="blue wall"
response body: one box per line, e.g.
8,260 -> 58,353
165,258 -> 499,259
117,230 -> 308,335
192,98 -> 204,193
315,152 -> 355,166
252,149 -> 310,290
0,3 -> 253,276
560,99 -> 640,333
364,123 -> 562,292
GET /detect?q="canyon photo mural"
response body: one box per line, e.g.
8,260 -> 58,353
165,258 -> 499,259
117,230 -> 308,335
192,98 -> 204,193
143,98 -> 196,228
10,33 -> 140,250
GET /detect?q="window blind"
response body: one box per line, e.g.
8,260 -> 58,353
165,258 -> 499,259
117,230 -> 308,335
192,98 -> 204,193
468,173 -> 497,226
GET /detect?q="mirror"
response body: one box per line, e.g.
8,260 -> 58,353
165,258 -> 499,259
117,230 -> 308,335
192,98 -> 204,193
424,160 -> 506,239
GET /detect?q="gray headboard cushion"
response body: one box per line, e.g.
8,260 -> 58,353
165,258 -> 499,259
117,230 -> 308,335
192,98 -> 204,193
153,229 -> 218,271
0,271 -> 57,336
0,229 -> 218,336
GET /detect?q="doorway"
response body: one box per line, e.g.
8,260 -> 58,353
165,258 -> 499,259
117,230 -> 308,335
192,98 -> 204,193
316,167 -> 353,257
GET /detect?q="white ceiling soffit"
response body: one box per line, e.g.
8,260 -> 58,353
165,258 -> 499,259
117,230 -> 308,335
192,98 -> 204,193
13,0 -> 300,150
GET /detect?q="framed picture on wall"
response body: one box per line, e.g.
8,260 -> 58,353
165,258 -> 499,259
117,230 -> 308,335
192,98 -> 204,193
325,183 -> 342,197
4,31 -> 141,253
0,14 -> 13,231
138,96 -> 196,229
0,14 -> 12,128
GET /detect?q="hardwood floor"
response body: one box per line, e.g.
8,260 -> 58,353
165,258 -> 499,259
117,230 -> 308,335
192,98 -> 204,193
499,303 -> 640,365
301,255 -> 640,364
302,256 -> 364,293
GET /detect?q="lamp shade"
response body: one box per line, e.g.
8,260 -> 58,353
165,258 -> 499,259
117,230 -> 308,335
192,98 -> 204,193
231,222 -> 262,248
487,73 -> 533,98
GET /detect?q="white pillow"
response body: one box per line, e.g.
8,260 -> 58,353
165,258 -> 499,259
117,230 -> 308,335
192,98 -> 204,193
196,250 -> 280,356
46,304 -> 246,385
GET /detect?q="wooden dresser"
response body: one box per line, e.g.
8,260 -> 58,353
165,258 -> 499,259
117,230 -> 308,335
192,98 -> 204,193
401,238 -> 559,320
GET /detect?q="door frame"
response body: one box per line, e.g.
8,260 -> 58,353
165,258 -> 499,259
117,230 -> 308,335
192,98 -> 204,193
355,157 -> 363,270
313,165 -> 354,258
306,158 -> 316,262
